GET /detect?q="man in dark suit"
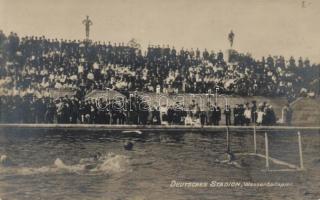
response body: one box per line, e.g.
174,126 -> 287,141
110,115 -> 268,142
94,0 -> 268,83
212,104 -> 221,125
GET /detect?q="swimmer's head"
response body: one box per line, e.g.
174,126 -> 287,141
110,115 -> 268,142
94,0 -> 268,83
93,152 -> 102,161
124,141 -> 134,151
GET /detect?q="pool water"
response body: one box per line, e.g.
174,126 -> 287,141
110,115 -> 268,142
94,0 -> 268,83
0,129 -> 319,200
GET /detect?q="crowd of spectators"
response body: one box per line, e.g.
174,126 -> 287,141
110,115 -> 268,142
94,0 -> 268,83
0,31 -> 317,124
0,94 -> 278,126
0,31 -> 318,98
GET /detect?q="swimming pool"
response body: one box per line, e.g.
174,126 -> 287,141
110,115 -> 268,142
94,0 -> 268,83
0,128 -> 319,200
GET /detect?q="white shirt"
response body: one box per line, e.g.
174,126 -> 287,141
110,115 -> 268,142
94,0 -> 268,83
78,65 -> 84,73
257,111 -> 264,123
244,109 -> 251,119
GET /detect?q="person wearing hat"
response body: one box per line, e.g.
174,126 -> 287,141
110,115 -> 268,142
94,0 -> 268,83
167,105 -> 174,125
212,103 -> 221,126
270,105 -> 277,125
251,100 -> 257,123
45,98 -> 56,123
200,109 -> 207,127
244,103 -> 251,126
256,107 -> 265,125
70,98 -> 79,124
282,103 -> 293,126
56,99 -> 64,123
224,105 -> 232,126
78,100 -> 86,124
238,104 -> 245,126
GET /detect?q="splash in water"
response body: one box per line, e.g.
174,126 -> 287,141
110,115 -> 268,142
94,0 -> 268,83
0,153 -> 130,176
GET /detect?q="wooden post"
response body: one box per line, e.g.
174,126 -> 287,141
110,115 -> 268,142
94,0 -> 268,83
215,87 -> 219,104
226,126 -> 230,152
297,131 -> 304,170
265,132 -> 269,170
253,124 -> 257,154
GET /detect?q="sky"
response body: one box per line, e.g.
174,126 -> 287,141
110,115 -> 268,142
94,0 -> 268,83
0,0 -> 319,63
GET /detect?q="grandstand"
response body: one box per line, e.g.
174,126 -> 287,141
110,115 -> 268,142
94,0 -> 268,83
0,31 -> 319,126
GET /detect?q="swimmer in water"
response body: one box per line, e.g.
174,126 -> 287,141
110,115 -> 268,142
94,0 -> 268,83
79,152 -> 102,170
79,152 -> 102,163
124,140 -> 134,150
93,152 -> 102,161
215,151 -> 242,168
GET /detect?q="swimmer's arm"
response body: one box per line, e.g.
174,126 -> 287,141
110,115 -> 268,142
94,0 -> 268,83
215,159 -> 229,164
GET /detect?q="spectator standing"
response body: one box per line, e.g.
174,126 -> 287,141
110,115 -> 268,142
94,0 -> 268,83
212,104 -> 221,125
282,103 -> 293,126
224,105 -> 232,126
244,103 -> 251,126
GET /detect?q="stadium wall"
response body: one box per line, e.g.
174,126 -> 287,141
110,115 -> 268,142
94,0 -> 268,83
291,97 -> 320,126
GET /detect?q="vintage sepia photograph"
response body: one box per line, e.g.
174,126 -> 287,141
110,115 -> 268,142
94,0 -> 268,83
0,0 -> 319,199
